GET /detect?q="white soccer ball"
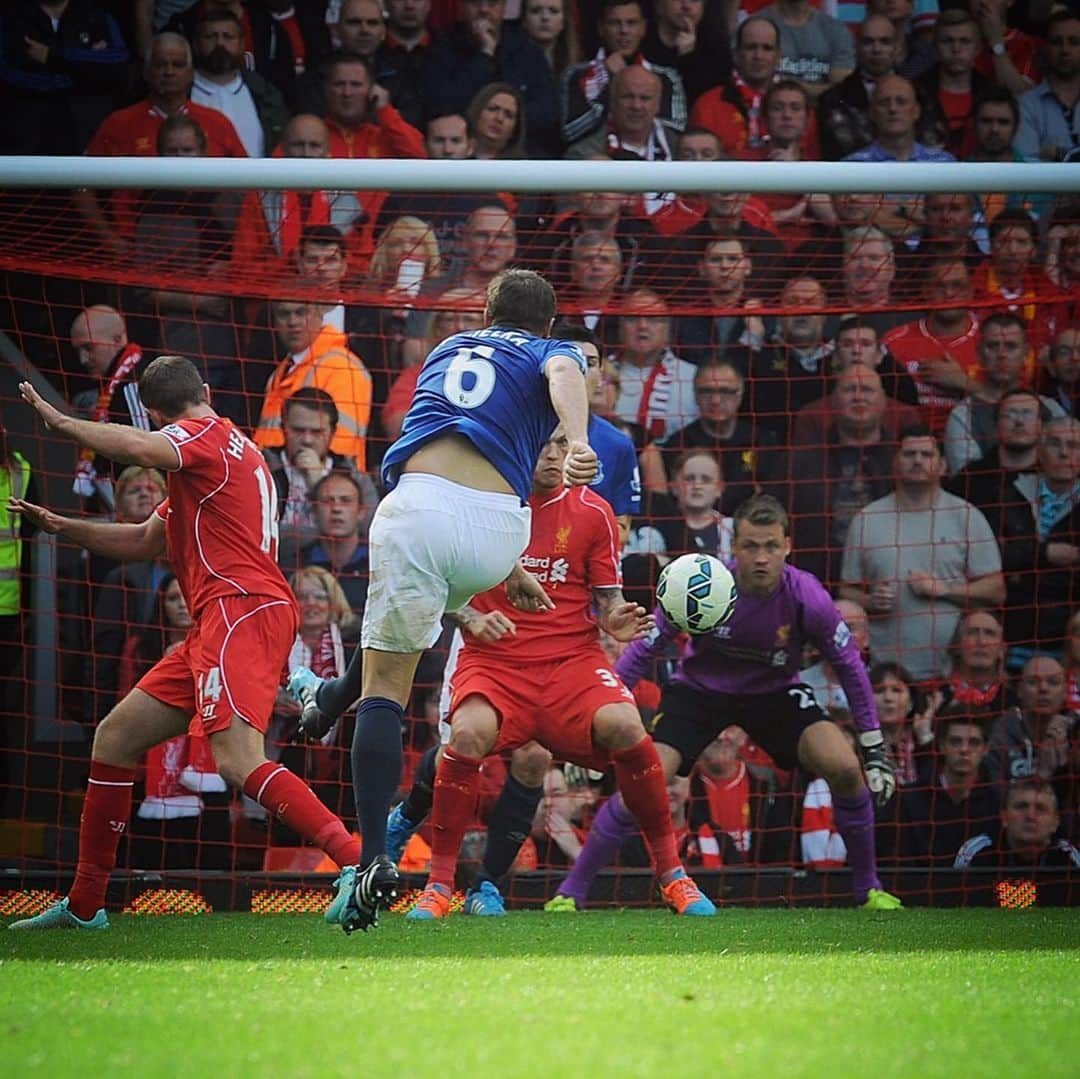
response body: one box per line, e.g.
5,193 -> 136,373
656,553 -> 737,635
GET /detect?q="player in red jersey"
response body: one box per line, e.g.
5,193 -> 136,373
404,431 -> 715,919
8,356 -> 362,931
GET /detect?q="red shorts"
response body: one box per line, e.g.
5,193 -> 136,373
136,595 -> 298,735
448,649 -> 637,773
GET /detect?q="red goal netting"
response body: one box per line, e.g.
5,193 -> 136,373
0,181 -> 1077,911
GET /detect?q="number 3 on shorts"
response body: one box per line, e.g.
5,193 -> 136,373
444,345 -> 496,409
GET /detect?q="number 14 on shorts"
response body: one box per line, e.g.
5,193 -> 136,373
198,667 -> 224,720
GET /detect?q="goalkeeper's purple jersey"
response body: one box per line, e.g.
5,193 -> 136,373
615,563 -> 880,733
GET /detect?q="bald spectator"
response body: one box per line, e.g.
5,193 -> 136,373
190,7 -> 290,157
560,0 -> 686,147
846,73 -> 954,164
231,114 -> 365,279
566,64 -> 678,161
76,32 -> 247,259
759,0 -> 854,99
817,14 -> 897,160
421,0 -> 559,157
688,17 -> 781,158
68,306 -> 149,504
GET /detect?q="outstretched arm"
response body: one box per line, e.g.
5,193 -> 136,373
8,498 -> 167,562
19,381 -> 180,472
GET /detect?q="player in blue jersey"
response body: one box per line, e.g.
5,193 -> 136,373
288,269 -> 598,932
384,322 -> 644,915
546,494 -> 904,912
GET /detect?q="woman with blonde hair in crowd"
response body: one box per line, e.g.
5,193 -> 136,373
366,214 -> 442,301
466,82 -> 527,160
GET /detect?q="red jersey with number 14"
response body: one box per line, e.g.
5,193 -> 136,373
465,485 -> 622,664
153,416 -> 296,619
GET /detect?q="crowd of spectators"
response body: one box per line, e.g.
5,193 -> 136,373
2,0 -> 1079,887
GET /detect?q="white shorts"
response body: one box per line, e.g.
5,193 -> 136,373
436,627 -> 465,743
360,474 -> 531,653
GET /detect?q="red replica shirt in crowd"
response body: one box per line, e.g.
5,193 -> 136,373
464,484 -> 622,664
883,315 -> 981,437
153,415 -> 296,620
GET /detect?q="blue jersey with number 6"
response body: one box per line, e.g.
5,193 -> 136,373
381,328 -> 587,503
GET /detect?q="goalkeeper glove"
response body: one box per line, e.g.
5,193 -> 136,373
563,763 -> 605,788
858,729 -> 896,808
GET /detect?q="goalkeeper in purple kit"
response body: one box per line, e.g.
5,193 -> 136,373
547,494 -> 902,911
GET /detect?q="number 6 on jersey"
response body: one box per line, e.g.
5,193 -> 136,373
444,345 -> 496,409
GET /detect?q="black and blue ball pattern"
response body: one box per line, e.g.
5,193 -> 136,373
656,553 -> 737,634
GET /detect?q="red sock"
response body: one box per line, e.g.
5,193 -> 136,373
428,749 -> 482,890
243,763 -> 360,868
68,761 -> 135,920
612,738 -> 680,879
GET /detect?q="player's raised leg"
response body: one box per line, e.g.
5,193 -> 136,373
797,720 -> 901,910
408,695 -> 501,920
9,689 -> 190,929
592,706 -> 715,916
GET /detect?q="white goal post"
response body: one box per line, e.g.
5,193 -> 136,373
0,156 -> 1075,194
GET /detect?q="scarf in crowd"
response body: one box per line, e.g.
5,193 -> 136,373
288,624 -> 346,742
74,344 -> 143,497
948,676 -> 1002,709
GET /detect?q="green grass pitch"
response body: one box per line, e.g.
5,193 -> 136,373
2,909 -> 1077,1078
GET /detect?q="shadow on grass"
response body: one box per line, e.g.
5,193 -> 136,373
3,909 -> 1077,962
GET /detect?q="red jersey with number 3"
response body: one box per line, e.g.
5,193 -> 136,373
466,485 -> 622,664
154,416 -> 296,619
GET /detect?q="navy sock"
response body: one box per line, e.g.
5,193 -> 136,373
351,697 -> 405,867
316,650 -> 364,719
401,743 -> 439,825
476,774 -> 544,887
